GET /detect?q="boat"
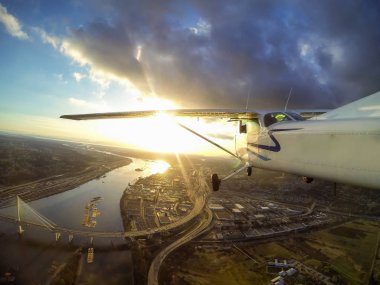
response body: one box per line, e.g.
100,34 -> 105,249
91,196 -> 103,202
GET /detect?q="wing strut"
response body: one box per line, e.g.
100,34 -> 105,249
176,122 -> 240,159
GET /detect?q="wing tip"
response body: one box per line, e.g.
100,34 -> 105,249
60,115 -> 81,120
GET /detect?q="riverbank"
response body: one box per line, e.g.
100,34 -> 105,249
0,158 -> 131,206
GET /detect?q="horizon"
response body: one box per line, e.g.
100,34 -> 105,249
1,0 -> 380,154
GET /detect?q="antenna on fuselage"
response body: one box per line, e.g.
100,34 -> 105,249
245,85 -> 252,110
284,87 -> 293,111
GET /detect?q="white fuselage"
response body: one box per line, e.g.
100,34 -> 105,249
237,118 -> 380,189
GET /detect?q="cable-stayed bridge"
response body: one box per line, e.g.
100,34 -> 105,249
15,195 -> 56,233
0,194 -> 207,240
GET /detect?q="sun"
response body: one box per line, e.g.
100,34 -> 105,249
135,113 -> 198,153
94,113 -> 211,153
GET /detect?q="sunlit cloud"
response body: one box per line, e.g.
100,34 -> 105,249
32,27 -> 59,48
136,45 -> 142,61
69,97 -> 87,106
0,3 -> 28,40
73,72 -> 85,82
34,27 -> 145,100
68,97 -> 104,111
59,40 -> 89,66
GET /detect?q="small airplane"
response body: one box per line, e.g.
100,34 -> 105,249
61,91 -> 380,191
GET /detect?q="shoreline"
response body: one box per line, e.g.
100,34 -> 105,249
0,158 -> 132,206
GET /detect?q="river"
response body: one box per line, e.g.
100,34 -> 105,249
1,157 -> 166,233
0,156 -> 168,284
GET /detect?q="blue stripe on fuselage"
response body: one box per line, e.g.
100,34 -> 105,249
248,127 -> 303,155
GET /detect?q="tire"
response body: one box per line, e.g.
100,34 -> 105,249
247,167 -> 252,176
211,174 -> 221,191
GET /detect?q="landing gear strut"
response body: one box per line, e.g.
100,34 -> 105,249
211,174 -> 221,191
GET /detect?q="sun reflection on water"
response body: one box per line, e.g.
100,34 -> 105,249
150,160 -> 170,174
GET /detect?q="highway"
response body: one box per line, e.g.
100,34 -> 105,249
148,207 -> 213,285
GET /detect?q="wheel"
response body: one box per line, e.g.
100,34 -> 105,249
211,174 -> 221,191
247,167 -> 252,176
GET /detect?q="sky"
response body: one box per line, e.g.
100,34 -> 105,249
0,0 -> 380,152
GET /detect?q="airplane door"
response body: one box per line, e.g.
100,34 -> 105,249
235,120 -> 247,158
235,120 -> 260,160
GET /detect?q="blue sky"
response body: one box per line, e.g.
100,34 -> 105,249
0,0 -> 380,149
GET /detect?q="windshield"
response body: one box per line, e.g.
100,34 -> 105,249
263,112 -> 292,127
286,112 -> 306,121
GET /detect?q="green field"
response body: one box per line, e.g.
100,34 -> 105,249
162,219 -> 380,285
163,247 -> 271,285
304,219 -> 379,284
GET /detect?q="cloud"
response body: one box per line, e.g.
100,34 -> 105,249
0,3 -> 28,40
73,72 -> 85,82
68,97 -> 105,111
69,97 -> 87,106
34,1 -> 380,109
32,27 -> 60,48
56,0 -> 378,109
65,21 -> 151,94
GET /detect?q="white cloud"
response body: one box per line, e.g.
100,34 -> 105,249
59,40 -> 89,66
189,19 -> 211,36
34,28 -> 113,89
33,26 -> 148,101
69,97 -> 87,106
32,27 -> 60,48
0,3 -> 29,40
68,97 -> 105,111
73,72 -> 85,82
136,45 -> 142,61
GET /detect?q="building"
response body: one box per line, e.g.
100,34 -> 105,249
235,203 -> 244,209
286,268 -> 297,276
209,203 -> 224,210
270,276 -> 284,285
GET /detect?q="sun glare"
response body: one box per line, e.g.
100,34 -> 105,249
93,95 -> 235,155
150,160 -> 170,174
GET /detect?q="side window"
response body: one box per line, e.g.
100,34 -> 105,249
264,113 -> 291,127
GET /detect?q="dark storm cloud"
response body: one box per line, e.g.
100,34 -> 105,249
69,0 -> 380,108
67,20 -> 151,93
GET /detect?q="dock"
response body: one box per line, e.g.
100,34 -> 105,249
82,198 -> 102,228
87,247 -> 94,263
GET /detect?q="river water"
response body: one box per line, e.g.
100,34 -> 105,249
0,156 -> 167,284
1,157 -> 163,233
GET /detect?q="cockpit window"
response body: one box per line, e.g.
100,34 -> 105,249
263,112 -> 292,127
286,112 -> 305,121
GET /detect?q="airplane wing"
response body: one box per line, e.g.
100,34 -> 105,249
315,90 -> 380,120
60,109 -> 260,120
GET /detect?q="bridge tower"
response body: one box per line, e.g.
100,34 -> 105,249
16,196 -> 24,235
15,195 -> 57,236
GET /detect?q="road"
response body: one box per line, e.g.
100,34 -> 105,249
148,207 -> 213,285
